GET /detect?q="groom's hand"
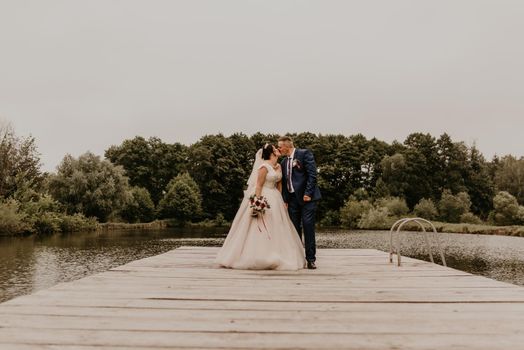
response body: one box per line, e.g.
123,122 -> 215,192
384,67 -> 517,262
303,195 -> 312,202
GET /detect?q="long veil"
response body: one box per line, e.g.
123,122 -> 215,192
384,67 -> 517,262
245,149 -> 263,195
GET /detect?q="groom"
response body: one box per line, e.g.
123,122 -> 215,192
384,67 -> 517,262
278,136 -> 321,269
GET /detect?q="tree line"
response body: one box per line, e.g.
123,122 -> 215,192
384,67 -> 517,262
2,122 -> 524,235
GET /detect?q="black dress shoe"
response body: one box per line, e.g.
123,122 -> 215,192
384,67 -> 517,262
307,261 -> 317,270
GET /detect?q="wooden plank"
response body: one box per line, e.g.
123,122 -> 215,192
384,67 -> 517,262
1,312 -> 523,335
0,328 -> 522,349
57,274 -> 514,288
24,286 -> 524,303
4,297 -> 524,311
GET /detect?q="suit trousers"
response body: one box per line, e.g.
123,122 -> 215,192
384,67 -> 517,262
287,193 -> 316,262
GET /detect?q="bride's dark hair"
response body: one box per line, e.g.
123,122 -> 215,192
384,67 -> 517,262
261,143 -> 275,160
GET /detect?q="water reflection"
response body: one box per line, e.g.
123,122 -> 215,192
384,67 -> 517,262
1,228 -> 523,303
0,227 -> 226,303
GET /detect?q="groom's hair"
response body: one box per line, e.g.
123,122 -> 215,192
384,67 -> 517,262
278,136 -> 294,146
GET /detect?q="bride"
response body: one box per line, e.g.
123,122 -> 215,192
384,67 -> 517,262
215,144 -> 306,270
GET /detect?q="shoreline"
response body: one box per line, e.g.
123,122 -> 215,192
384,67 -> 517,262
3,219 -> 524,238
97,219 -> 524,237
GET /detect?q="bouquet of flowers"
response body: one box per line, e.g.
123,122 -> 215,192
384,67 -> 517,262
249,194 -> 271,238
249,194 -> 270,217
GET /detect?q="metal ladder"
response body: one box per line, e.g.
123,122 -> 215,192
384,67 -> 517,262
389,217 -> 447,267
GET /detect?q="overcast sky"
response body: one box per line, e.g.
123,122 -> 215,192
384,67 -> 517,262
1,0 -> 523,171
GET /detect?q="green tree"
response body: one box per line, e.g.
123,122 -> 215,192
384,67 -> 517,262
0,199 -> 29,235
0,122 -> 43,199
375,197 -> 409,217
249,132 -> 280,151
315,135 -> 352,218
1,193 -> 97,235
358,207 -> 391,229
187,135 -> 244,220
436,134 -> 468,194
494,155 -> 524,204
464,146 -> 494,217
157,173 -> 202,222
228,133 -> 257,183
48,152 -> 130,222
120,187 -> 155,223
105,136 -> 188,204
372,178 -> 390,199
339,197 -> 373,228
314,134 -> 348,163
284,132 -> 318,155
488,191 -> 523,225
340,134 -> 372,192
380,153 -> 409,198
438,190 -> 471,223
21,194 -> 63,234
360,137 -> 391,192
402,133 -> 441,208
413,198 -> 438,220
318,134 -> 389,216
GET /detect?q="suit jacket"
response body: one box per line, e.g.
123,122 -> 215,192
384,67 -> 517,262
281,148 -> 322,205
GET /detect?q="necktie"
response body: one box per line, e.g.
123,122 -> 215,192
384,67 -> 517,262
287,157 -> 293,192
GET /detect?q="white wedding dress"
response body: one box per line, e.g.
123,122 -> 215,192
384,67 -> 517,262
215,163 -> 306,270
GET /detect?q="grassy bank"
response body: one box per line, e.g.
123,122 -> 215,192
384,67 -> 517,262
321,220 -> 524,237
97,218 -> 230,232
98,220 -> 169,231
393,221 -> 524,237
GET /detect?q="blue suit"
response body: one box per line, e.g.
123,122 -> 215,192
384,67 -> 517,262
281,148 -> 321,263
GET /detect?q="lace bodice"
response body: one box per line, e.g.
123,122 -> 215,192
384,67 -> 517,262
260,163 -> 282,188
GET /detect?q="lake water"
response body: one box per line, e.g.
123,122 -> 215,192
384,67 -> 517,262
1,228 -> 524,303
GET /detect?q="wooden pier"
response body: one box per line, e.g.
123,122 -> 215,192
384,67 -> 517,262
1,247 -> 524,349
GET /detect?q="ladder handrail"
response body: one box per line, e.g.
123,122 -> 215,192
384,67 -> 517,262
389,217 -> 447,267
